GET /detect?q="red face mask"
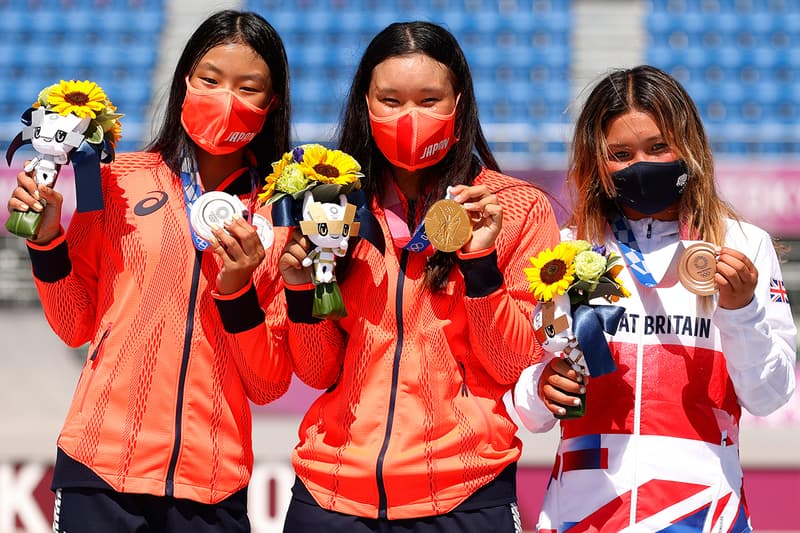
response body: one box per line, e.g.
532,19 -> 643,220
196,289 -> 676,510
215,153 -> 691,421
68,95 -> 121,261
368,97 -> 458,171
181,78 -> 274,155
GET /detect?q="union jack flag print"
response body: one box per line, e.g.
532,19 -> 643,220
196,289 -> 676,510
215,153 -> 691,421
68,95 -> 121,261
770,278 -> 789,303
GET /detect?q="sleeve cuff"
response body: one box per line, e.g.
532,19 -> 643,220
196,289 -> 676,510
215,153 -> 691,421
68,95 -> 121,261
27,232 -> 71,283
284,286 -> 323,324
457,248 -> 503,297
214,281 -> 265,333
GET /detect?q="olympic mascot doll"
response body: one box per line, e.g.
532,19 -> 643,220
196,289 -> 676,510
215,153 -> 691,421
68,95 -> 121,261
5,80 -> 121,239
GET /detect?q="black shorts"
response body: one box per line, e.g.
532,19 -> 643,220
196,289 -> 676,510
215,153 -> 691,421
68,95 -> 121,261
51,486 -> 250,533
282,469 -> 522,533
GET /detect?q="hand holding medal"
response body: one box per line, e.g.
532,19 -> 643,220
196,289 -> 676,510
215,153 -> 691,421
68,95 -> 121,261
678,242 -> 719,296
424,184 -> 501,253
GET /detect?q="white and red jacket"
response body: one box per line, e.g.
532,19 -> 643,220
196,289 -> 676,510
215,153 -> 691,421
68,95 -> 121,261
509,217 -> 796,533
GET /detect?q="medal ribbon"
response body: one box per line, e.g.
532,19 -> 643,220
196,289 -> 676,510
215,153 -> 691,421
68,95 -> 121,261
180,157 -> 211,251
383,182 -> 431,253
610,215 -> 658,288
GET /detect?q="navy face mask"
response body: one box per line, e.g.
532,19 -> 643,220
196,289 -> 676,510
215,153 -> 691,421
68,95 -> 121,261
611,159 -> 689,215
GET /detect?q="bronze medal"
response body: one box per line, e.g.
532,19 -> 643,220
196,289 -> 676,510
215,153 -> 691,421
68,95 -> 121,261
423,199 -> 472,253
678,242 -> 718,296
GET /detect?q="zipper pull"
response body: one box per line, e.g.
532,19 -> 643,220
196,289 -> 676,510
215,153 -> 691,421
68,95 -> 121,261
646,222 -> 652,239
458,361 -> 469,396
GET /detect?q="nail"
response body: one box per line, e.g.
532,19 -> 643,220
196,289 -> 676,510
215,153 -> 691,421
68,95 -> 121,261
572,397 -> 582,406
557,407 -> 566,415
33,190 -> 40,200
579,386 -> 586,394
33,202 -> 44,211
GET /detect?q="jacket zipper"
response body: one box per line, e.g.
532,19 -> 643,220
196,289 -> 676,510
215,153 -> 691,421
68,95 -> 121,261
375,248 -> 409,519
165,249 -> 203,497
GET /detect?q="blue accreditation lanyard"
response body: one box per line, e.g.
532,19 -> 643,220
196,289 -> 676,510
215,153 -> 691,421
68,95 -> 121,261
180,156 -> 259,252
610,214 -> 659,288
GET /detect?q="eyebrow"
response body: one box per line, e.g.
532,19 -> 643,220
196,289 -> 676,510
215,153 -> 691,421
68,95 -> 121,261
195,62 -> 269,84
607,135 -> 665,146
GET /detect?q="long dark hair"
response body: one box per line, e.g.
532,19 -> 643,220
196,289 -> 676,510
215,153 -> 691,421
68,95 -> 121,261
338,21 -> 498,290
146,10 -> 291,177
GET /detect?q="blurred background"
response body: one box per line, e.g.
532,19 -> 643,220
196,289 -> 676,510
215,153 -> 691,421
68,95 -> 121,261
0,0 -> 798,531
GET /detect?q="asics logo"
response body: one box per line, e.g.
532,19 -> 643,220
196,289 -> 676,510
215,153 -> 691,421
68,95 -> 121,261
134,191 -> 168,216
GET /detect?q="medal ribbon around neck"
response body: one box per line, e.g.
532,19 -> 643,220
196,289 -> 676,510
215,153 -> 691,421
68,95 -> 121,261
610,214 -> 659,288
382,182 -> 433,253
180,155 -> 259,252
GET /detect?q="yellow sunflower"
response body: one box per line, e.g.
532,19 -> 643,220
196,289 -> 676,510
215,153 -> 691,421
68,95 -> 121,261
525,242 -> 577,302
297,144 -> 363,185
258,151 -> 293,203
46,80 -> 109,119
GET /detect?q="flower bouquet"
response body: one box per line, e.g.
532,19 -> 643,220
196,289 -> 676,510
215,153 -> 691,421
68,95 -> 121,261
259,144 -> 363,319
525,240 -> 630,418
5,80 -> 122,239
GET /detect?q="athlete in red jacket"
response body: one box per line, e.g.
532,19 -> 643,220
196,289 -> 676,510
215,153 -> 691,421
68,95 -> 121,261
276,21 -> 560,532
7,10 -> 293,532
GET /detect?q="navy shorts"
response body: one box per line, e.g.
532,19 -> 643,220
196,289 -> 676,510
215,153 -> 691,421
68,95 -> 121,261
51,486 -> 250,533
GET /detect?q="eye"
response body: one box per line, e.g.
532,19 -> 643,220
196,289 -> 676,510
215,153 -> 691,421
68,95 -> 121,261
317,223 -> 328,236
610,150 -> 630,161
342,224 -> 349,237
545,325 -> 556,337
651,142 -> 669,153
33,127 -> 41,138
55,130 -> 67,142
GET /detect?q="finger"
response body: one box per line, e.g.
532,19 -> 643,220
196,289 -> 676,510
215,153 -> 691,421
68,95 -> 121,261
224,216 -> 261,258
715,253 -> 756,291
284,236 -> 312,262
542,383 -> 583,414
462,198 -> 498,223
718,248 -> 757,279
550,358 -> 584,381
280,252 -> 306,271
211,225 -> 242,261
37,184 -> 62,207
449,184 -> 490,203
10,185 -> 43,212
17,171 -> 38,194
546,371 -> 584,395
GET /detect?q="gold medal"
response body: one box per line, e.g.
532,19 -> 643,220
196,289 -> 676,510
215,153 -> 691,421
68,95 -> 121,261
423,199 -> 472,253
678,242 -> 718,296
